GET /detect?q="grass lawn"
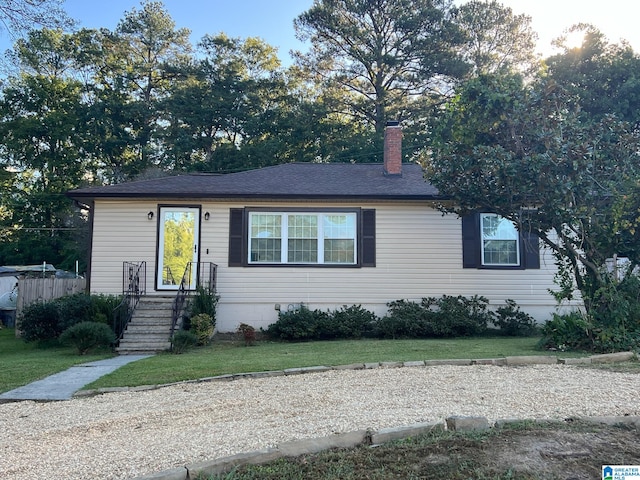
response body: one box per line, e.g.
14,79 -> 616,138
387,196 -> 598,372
0,328 -> 113,393
84,335 -> 579,391
0,328 -> 586,393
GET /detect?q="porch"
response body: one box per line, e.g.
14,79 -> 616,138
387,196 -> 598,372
113,261 -> 217,354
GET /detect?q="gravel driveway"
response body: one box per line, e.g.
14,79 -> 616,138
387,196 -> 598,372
1,364 -> 639,480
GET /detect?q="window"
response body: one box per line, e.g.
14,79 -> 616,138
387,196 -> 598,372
480,213 -> 519,266
229,208 -> 375,267
462,212 -> 540,270
249,212 -> 356,264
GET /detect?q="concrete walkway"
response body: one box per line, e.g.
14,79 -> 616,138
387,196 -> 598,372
0,355 -> 152,402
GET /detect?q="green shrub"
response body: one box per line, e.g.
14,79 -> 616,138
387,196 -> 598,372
266,306 -> 325,341
493,299 -> 537,336
90,294 -> 122,325
188,286 -> 219,321
317,305 -> 376,339
190,313 -> 214,346
19,293 -> 123,343
19,301 -> 62,343
377,296 -> 492,339
374,300 -> 428,338
431,295 -> 491,337
539,311 -> 594,351
265,297 -> 532,342
542,275 -> 640,353
59,321 -> 115,355
171,330 -> 198,353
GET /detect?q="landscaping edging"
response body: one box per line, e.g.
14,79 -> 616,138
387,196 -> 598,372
132,415 -> 640,480
74,351 -> 636,480
74,351 -> 636,399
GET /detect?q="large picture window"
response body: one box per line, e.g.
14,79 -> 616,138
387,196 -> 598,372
229,208 -> 375,268
249,212 -> 356,264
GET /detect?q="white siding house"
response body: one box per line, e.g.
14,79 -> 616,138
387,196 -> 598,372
69,124 -> 561,332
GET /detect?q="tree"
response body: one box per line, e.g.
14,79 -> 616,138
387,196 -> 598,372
294,0 -> 468,136
0,0 -> 71,38
161,33 -> 293,172
545,24 -> 640,127
0,28 -> 102,269
451,0 -> 538,75
0,48 -> 91,268
91,0 -> 192,180
427,71 -> 640,314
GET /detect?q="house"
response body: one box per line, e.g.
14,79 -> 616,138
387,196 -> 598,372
68,122 -> 558,338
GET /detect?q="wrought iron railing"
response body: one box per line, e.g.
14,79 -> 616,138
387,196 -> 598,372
113,261 -> 146,344
170,262 -> 217,338
163,266 -> 176,285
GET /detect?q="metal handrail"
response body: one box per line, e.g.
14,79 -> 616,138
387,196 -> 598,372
170,262 -> 217,338
113,261 -> 146,344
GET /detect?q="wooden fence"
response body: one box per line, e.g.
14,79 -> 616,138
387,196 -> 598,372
16,277 -> 86,318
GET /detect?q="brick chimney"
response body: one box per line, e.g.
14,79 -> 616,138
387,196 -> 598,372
383,120 -> 402,176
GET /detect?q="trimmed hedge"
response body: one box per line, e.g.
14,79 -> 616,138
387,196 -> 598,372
266,296 -> 536,341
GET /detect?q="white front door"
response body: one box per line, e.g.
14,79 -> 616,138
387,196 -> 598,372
156,206 -> 200,290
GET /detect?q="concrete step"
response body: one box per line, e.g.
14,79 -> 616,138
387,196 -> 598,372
120,332 -> 171,341
125,322 -> 171,336
131,310 -> 173,322
117,295 -> 182,353
116,344 -> 171,354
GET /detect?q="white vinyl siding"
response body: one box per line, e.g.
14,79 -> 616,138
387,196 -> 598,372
90,200 -> 563,331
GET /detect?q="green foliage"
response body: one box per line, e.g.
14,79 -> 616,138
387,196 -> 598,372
190,313 -> 214,346
266,298 -> 530,341
539,312 -> 594,352
294,0 -> 469,134
493,299 -> 537,336
171,330 -> 198,354
428,58 -> 640,338
377,296 -> 492,339
58,321 -> 115,355
266,306 -> 326,341
541,275 -> 640,353
18,293 -> 121,343
19,301 -> 63,343
316,305 -> 377,340
451,0 -> 538,75
188,286 -> 219,325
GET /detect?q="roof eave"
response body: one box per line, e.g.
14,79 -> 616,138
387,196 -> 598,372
67,192 -> 445,202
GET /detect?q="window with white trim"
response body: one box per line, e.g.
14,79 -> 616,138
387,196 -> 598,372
480,213 -> 520,266
248,212 -> 357,265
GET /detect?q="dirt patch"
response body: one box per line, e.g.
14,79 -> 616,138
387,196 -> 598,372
215,421 -> 640,479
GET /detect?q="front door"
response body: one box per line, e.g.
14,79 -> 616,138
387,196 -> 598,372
156,206 -> 200,290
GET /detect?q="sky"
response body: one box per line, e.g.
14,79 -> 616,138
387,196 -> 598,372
0,0 -> 639,63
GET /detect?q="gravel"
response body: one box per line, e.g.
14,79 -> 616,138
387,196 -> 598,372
1,364 -> 639,480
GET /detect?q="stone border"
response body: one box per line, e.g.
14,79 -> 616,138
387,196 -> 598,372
74,351 -> 634,479
132,414 -> 640,480
74,351 -> 636,399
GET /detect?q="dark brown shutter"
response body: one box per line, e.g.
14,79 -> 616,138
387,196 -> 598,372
361,209 -> 376,267
228,208 -> 245,267
462,213 -> 480,268
521,231 -> 540,269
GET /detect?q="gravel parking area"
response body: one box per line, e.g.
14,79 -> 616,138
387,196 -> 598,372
1,364 -> 639,480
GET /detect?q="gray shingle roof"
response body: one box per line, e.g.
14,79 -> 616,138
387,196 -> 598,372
68,163 -> 440,200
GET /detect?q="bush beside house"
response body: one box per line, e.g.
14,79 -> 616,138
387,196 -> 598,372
265,296 -> 537,341
19,293 -> 120,346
